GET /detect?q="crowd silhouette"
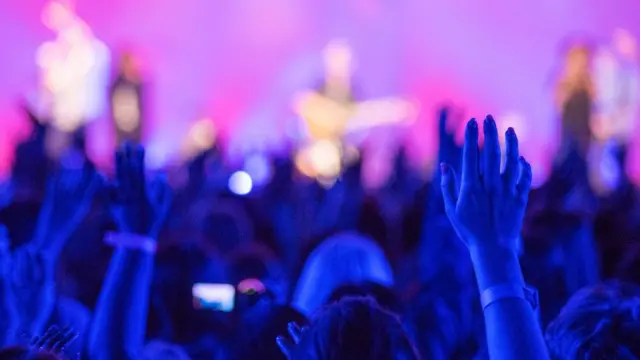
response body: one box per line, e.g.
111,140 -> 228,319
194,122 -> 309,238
0,88 -> 639,359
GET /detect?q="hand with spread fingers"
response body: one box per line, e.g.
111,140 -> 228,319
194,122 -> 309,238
30,325 -> 79,357
440,115 -> 532,251
440,116 -> 549,360
276,321 -> 305,359
33,167 -> 102,257
0,225 -> 18,346
9,246 -> 56,338
109,143 -> 172,239
437,107 -> 463,173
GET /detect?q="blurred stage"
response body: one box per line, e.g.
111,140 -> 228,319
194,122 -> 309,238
0,0 -> 639,185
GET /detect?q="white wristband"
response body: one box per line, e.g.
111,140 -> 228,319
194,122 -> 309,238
105,232 -> 157,253
480,284 -> 538,310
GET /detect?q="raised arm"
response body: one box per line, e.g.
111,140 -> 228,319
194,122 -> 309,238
440,116 -> 549,360
32,167 -> 101,259
0,226 -> 18,347
88,144 -> 171,360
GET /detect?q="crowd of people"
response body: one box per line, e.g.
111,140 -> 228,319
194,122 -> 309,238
1,6 -> 640,356
0,89 -> 638,359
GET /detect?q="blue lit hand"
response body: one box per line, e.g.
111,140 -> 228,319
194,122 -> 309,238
33,168 -> 102,257
110,143 -> 172,239
30,325 -> 79,356
440,116 -> 532,250
9,246 -> 56,337
437,107 -> 463,172
0,226 -> 18,345
276,322 -> 305,359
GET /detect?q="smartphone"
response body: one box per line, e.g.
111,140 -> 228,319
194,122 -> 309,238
192,283 -> 235,312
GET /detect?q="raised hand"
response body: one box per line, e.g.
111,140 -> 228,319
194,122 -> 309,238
9,246 -> 56,337
440,116 -> 532,250
30,325 -> 79,356
109,143 -> 172,239
276,322 -> 305,359
0,225 -> 18,346
33,167 -> 102,257
437,107 -> 463,172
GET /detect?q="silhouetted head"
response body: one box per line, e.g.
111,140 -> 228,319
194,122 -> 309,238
405,280 -> 481,359
546,281 -> 640,359
328,281 -> 402,314
564,43 -> 593,79
140,341 -> 191,360
292,297 -> 419,360
42,0 -> 75,32
221,302 -> 307,360
292,232 -> 394,316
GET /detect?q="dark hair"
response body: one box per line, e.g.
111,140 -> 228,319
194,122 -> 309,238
221,302 -> 307,360
405,279 -> 482,360
0,347 -> 60,360
293,296 -> 420,360
328,282 -> 402,314
546,281 -> 640,359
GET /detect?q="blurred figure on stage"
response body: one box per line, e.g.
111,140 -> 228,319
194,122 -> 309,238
293,39 -> 415,181
554,43 -> 595,161
36,0 -> 110,159
110,51 -> 145,145
593,29 -> 639,169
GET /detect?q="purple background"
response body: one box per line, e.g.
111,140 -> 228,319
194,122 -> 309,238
0,0 -> 638,184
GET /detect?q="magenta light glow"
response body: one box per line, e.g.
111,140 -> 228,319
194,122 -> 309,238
0,0 -> 638,183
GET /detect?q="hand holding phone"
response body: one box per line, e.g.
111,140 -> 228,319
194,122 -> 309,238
192,283 -> 235,312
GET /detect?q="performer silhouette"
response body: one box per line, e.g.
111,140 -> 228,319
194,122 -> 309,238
110,52 -> 145,145
293,39 -> 415,179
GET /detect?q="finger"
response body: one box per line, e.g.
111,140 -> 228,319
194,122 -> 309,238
516,157 -> 533,205
41,325 -> 70,349
35,325 -> 60,348
123,143 -> 137,198
30,335 -> 41,346
115,147 -> 130,202
482,115 -> 501,193
438,107 -> 449,138
76,170 -> 101,207
461,119 -> 480,188
26,249 -> 42,283
502,127 -> 519,191
151,174 -> 173,215
440,163 -> 458,213
276,336 -> 295,359
36,250 -> 55,282
52,329 -> 78,353
12,249 -> 27,287
131,144 -> 146,196
287,322 -> 302,343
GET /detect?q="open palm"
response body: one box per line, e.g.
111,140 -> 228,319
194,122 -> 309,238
440,116 -> 532,251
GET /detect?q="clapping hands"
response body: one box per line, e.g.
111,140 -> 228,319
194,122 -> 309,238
109,143 -> 172,239
440,116 -> 532,250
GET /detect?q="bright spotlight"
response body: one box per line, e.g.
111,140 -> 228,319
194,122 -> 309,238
229,171 -> 253,195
